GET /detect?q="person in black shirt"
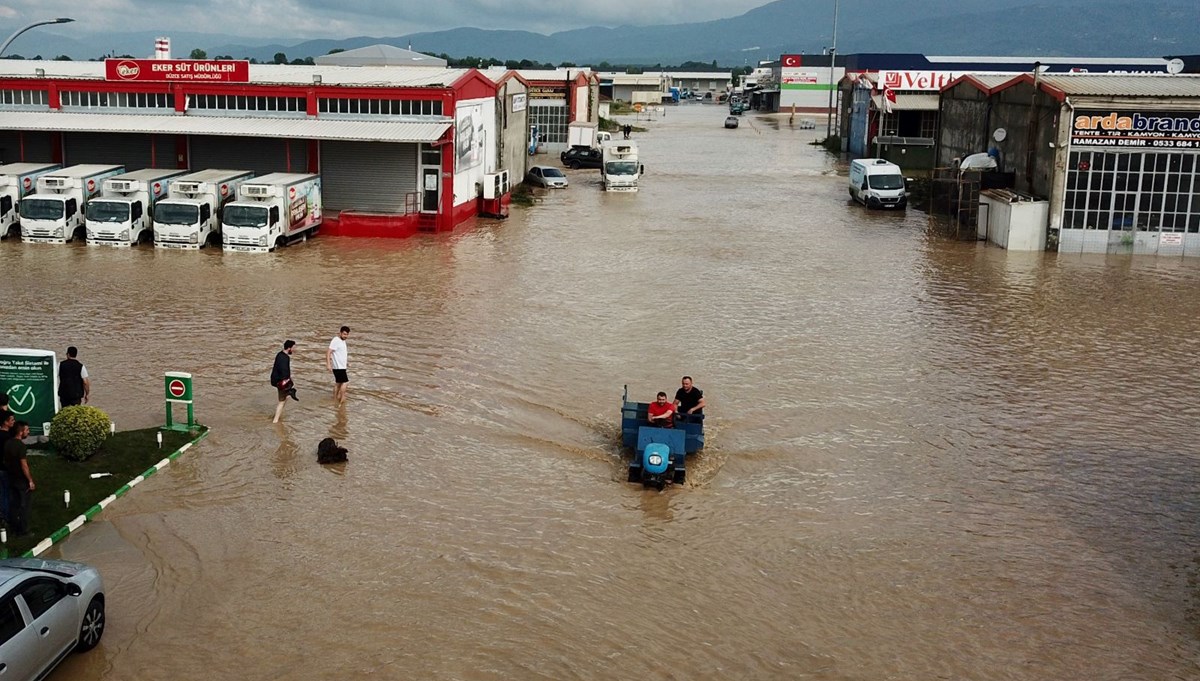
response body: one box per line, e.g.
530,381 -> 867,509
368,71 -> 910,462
674,375 -> 706,418
58,346 -> 90,406
0,412 -> 13,523
3,421 -> 34,535
270,340 -> 298,423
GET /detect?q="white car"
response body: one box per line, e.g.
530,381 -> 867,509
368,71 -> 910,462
0,558 -> 105,680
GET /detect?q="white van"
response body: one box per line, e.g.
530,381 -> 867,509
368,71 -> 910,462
849,158 -> 907,209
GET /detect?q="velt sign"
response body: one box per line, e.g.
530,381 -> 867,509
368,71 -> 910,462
0,348 -> 59,436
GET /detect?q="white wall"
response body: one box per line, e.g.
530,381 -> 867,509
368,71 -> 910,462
454,96 -> 497,208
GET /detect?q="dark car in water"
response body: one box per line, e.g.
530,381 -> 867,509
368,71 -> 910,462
560,146 -> 603,170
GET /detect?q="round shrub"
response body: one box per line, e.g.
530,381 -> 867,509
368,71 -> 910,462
49,405 -> 111,462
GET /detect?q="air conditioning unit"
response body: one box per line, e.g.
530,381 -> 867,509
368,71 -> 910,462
483,170 -> 509,200
43,177 -> 68,189
244,185 -> 272,197
109,180 -> 136,192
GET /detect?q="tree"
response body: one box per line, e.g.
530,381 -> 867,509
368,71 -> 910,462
327,48 -> 345,55
273,52 -> 287,64
189,48 -> 207,59
215,54 -> 233,60
53,55 -> 71,61
559,61 -> 576,68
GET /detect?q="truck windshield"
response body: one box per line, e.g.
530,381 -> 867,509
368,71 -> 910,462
154,203 -> 199,226
605,161 -> 638,176
85,200 -> 129,223
868,175 -> 905,190
224,205 -> 268,228
19,198 -> 63,220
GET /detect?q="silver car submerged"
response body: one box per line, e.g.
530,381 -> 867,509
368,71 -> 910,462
525,165 -> 569,189
0,558 -> 106,681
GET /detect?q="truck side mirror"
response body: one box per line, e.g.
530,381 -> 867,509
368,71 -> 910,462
640,165 -> 645,174
131,202 -> 142,220
0,195 -> 10,215
269,206 -> 280,225
200,205 -> 211,223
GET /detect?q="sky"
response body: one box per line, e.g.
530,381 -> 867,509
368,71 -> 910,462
0,0 -> 773,39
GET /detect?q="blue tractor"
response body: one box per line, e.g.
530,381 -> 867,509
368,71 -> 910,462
621,385 -> 705,489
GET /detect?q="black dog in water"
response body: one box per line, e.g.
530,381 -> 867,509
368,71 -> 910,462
317,437 -> 348,464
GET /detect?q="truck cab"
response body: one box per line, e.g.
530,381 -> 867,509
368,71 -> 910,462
153,170 -> 254,249
19,165 -> 125,243
86,170 -> 185,246
601,142 -> 643,192
0,163 -> 61,239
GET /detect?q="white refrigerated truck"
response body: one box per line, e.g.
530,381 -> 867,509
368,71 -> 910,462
19,165 -> 125,243
600,142 -> 643,192
85,168 -> 189,246
222,173 -> 322,253
153,169 -> 255,249
0,162 -> 61,239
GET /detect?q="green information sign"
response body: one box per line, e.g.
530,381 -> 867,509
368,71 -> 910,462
0,348 -> 59,436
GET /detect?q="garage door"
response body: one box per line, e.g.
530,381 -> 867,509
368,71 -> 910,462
0,132 -> 54,165
63,133 -> 166,169
320,141 -> 417,212
190,136 -> 308,176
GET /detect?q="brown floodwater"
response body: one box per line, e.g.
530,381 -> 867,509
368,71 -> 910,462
3,103 -> 1200,680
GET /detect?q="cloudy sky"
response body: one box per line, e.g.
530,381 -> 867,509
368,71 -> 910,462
0,0 -> 772,38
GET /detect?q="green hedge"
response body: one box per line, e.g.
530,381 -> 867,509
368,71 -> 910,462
49,406 -> 111,462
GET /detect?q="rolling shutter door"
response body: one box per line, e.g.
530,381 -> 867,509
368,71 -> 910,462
0,132 -> 55,164
63,133 -> 160,169
189,136 -> 307,175
319,141 -> 417,212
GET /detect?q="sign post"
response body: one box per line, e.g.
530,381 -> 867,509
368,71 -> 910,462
163,371 -> 195,432
0,349 -> 58,436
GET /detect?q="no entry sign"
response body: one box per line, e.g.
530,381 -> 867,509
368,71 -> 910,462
163,372 -> 193,402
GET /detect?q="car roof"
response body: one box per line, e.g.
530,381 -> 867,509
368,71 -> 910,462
530,165 -> 557,171
0,567 -> 27,589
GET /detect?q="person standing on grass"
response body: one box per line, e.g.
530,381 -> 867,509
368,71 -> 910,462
3,421 -> 34,536
270,340 -> 298,423
327,326 -> 351,405
0,413 -> 13,524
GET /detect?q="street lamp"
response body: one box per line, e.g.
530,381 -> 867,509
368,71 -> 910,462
0,18 -> 74,59
825,0 -> 840,139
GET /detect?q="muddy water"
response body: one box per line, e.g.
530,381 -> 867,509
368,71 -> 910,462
4,104 -> 1200,679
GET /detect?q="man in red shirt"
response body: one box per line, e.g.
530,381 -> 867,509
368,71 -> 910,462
647,391 -> 676,428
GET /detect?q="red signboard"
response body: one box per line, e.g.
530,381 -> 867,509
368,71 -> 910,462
168,379 -> 186,397
105,59 -> 250,83
781,54 -> 803,68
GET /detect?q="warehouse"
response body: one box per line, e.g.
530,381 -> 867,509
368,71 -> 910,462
498,68 -> 599,153
936,73 -> 1200,256
0,57 -> 501,237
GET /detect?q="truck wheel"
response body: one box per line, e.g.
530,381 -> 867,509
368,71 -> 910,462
275,237 -> 286,251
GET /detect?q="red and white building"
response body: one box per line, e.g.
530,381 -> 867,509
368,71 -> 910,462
0,57 -> 505,237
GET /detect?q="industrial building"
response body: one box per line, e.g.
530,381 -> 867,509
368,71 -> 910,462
936,73 -> 1200,256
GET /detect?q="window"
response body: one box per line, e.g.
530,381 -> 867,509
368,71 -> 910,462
317,98 -> 444,118
1062,150 -> 1200,233
0,599 -> 25,646
18,580 -> 66,620
0,89 -> 48,107
529,103 -> 569,145
61,90 -> 173,110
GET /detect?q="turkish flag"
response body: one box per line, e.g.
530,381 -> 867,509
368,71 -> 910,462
883,87 -> 897,114
782,55 -> 801,68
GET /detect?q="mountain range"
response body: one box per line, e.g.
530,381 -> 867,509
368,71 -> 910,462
7,0 -> 1198,66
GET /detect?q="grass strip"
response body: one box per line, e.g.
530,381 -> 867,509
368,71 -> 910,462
3,426 -> 208,558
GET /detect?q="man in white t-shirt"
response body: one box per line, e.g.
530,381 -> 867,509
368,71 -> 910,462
326,326 -> 351,405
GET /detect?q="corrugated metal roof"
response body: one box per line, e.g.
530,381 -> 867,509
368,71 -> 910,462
871,93 -> 940,110
0,111 -> 450,142
1038,74 -> 1200,98
0,60 -> 469,88
961,74 -> 1018,89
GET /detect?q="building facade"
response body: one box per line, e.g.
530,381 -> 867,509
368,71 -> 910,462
0,59 -> 507,237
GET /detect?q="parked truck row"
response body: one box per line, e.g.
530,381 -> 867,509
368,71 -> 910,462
0,163 -> 321,252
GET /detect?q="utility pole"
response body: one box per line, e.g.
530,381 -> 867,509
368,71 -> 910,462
825,0 -> 840,139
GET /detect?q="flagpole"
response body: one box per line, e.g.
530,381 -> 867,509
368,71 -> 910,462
825,0 -> 840,139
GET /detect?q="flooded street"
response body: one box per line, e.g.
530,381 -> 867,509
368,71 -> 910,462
5,103 -> 1200,679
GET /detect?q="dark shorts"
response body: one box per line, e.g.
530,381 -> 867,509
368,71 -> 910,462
333,369 -> 349,384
